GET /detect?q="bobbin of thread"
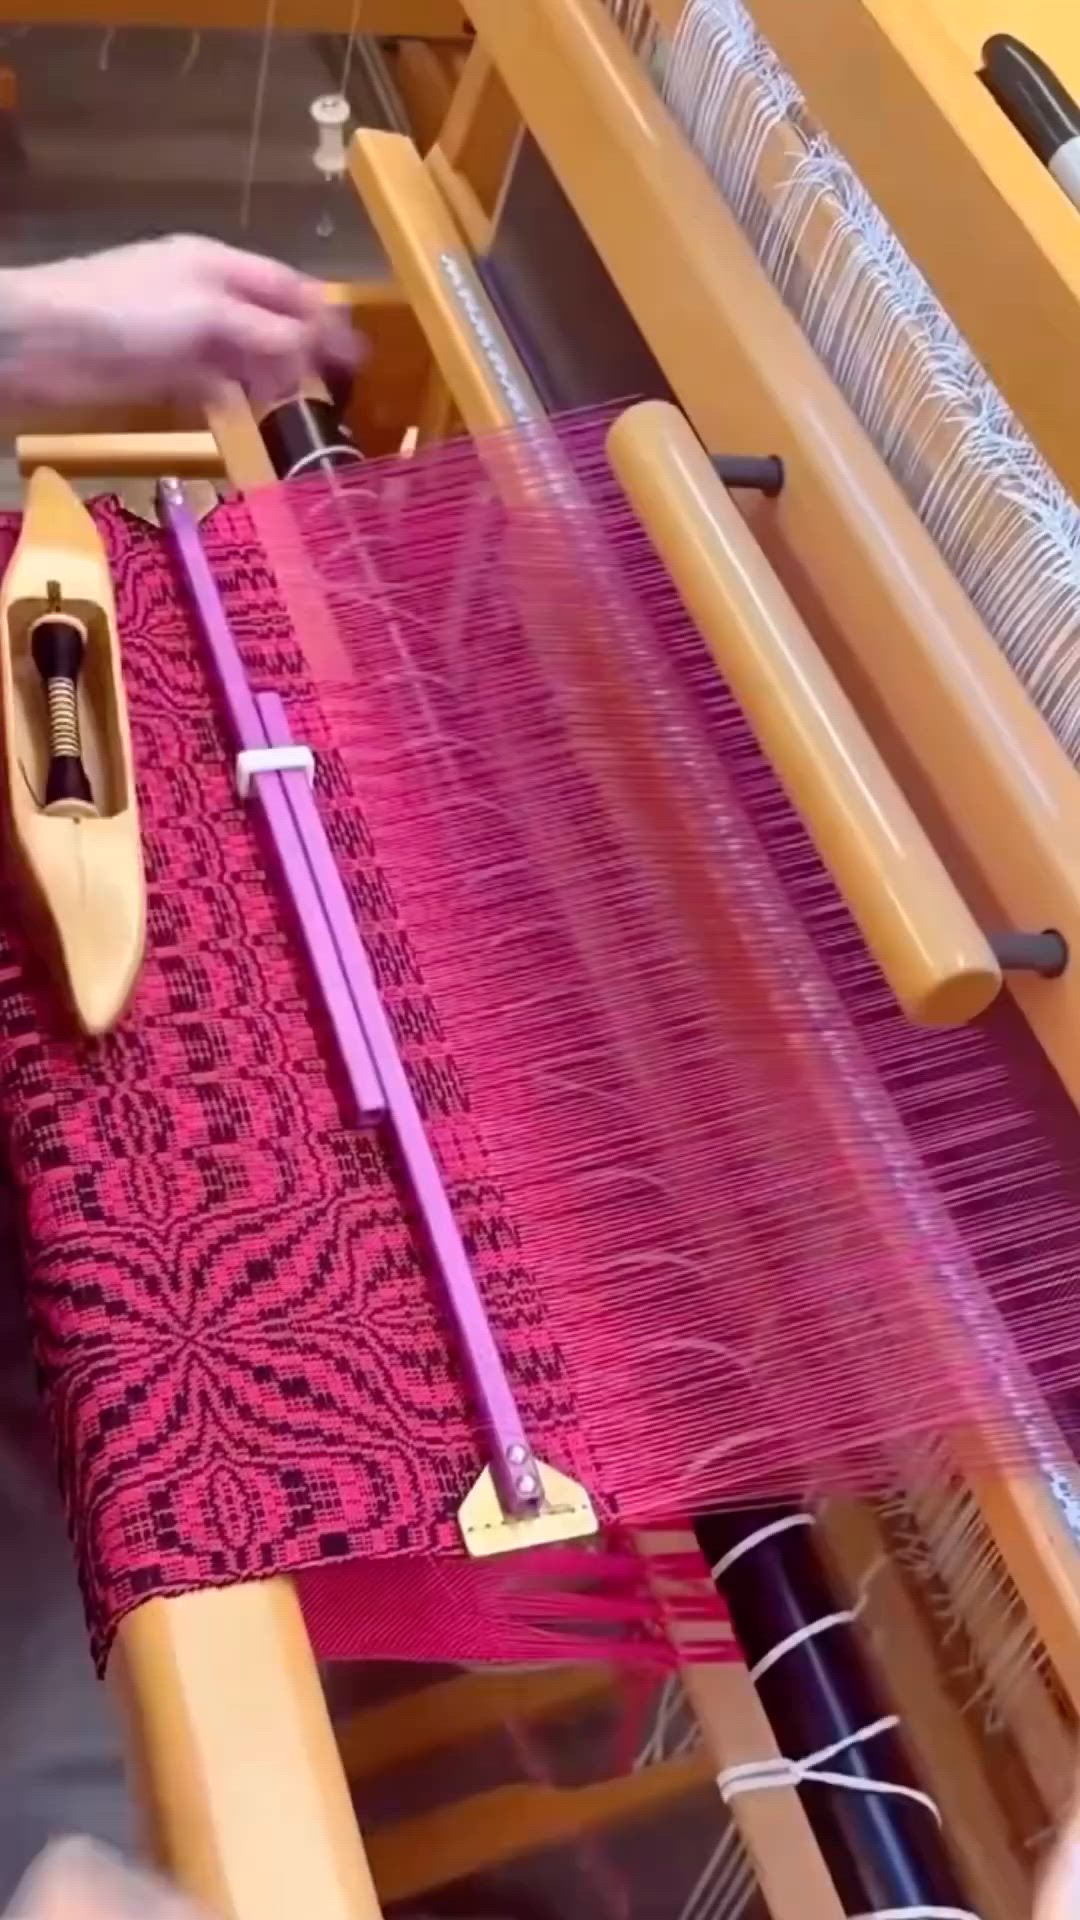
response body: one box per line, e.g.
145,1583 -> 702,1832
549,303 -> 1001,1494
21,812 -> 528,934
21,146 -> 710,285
253,377 -> 365,483
29,580 -> 96,818
311,93 -> 350,180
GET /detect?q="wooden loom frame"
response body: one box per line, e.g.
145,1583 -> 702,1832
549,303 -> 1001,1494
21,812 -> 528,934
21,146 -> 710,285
13,1 -> 1080,1908
7,178 -> 851,1920
0,0 -> 465,30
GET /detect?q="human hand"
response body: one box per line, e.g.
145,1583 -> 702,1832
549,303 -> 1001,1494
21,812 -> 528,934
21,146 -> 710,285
5,1839 -> 206,1920
1035,1775 -> 1080,1920
0,235 -> 359,410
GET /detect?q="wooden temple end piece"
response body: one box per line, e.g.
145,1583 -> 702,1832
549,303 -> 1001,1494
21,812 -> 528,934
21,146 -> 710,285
459,1461 -> 598,1558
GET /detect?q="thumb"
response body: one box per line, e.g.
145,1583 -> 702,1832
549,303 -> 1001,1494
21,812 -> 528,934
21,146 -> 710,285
1037,1795 -> 1080,1920
6,1838 -> 207,1919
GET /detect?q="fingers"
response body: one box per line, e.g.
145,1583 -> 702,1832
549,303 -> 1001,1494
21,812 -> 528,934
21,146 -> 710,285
161,235 -> 313,322
313,299 -> 364,378
1035,1785 -> 1080,1920
181,241 -> 363,392
199,296 -> 310,400
7,1836 -> 206,1919
214,242 -> 317,322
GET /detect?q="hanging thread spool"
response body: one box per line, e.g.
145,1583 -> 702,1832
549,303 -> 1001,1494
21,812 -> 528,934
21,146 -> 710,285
311,92 -> 350,240
311,91 -> 350,181
30,580 -> 96,817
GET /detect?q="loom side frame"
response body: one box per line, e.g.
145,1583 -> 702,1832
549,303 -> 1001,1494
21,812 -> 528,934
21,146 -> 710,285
458,0 -> 1080,1740
111,1581 -> 384,1920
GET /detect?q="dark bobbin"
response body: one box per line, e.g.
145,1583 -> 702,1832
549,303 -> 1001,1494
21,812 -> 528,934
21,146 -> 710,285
31,580 -> 96,815
256,377 -> 366,484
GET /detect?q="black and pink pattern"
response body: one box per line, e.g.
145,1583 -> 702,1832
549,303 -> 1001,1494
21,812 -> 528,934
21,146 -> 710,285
0,498 -> 603,1667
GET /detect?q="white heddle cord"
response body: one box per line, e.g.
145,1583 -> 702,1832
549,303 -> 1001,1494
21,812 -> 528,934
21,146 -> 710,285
717,1715 -> 939,1823
852,1909 -> 981,1919
240,0 -> 278,231
339,0 -> 362,100
710,1511 -> 814,1579
285,443 -> 364,481
749,1607 -> 855,1683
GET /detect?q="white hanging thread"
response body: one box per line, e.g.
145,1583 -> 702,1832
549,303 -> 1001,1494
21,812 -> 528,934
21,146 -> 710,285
179,33 -> 201,79
709,1514 -> 988,1914
240,0 -> 277,231
675,1824 -> 758,1920
663,0 -> 1080,773
338,0 -> 362,100
718,1716 -> 938,1822
709,1510 -> 814,1580
634,1671 -> 702,1769
310,91 -> 351,238
852,1910 -> 981,1919
877,1441 -> 1074,1829
749,1607 -> 862,1684
605,0 -> 663,67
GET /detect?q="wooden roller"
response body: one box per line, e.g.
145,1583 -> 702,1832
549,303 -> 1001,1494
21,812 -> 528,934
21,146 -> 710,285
608,400 -> 1001,1026
111,1582 -> 384,1920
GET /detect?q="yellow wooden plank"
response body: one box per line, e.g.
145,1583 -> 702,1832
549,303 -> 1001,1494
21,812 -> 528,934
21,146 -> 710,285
748,0 -> 1080,500
921,0 -> 1080,87
337,1667 -> 613,1784
0,0 -> 463,28
367,1755 -> 712,1906
112,1583 -> 384,1920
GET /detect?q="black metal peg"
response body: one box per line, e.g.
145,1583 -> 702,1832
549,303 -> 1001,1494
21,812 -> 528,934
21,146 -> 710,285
710,452 -> 785,497
991,929 -> 1068,977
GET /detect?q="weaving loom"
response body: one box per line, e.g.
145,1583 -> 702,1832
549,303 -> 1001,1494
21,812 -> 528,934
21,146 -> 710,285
2,1 -> 1080,1917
